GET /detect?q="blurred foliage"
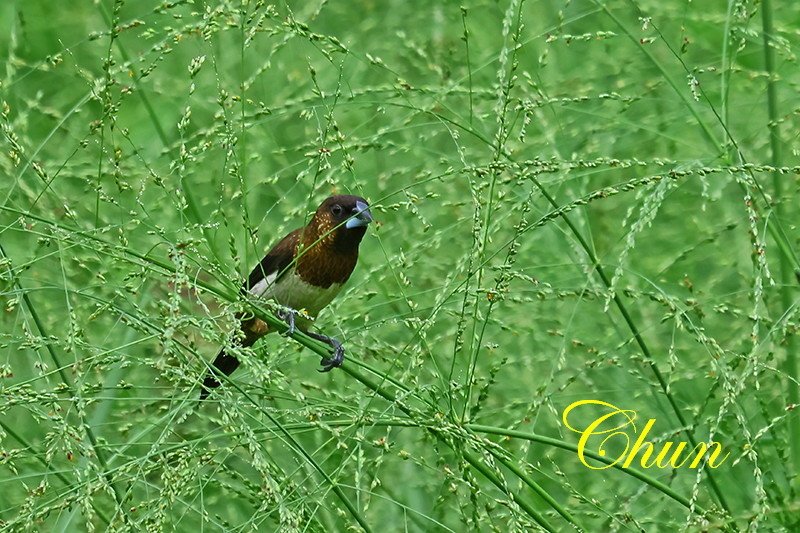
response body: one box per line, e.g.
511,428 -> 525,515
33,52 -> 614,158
0,0 -> 799,531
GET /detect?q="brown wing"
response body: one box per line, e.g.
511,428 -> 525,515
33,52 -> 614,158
243,228 -> 301,293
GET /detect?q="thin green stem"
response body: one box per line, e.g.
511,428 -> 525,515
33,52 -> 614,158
462,451 -> 556,531
468,424 -> 714,520
0,418 -> 112,526
338,364 -> 559,528
486,447 -> 581,528
0,243 -> 130,526
527,180 -> 731,515
761,0 -> 800,487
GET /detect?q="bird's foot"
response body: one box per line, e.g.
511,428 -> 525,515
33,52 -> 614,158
307,331 -> 345,372
277,307 -> 297,336
319,338 -> 345,372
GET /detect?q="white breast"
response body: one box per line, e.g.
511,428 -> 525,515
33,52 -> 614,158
248,267 -> 343,318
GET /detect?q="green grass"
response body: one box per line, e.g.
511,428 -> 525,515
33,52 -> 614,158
1,0 -> 799,530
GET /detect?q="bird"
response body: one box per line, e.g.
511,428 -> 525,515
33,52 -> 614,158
199,194 -> 373,399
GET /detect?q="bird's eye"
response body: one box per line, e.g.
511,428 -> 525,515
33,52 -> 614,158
331,204 -> 343,216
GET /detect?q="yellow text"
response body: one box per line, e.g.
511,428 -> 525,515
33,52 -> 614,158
562,399 -> 730,470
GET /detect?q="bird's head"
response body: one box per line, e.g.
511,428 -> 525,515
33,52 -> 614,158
305,195 -> 373,253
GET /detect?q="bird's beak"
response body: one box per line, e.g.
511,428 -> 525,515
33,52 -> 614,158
345,200 -> 373,229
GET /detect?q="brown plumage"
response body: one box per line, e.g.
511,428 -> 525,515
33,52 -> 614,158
200,195 -> 373,399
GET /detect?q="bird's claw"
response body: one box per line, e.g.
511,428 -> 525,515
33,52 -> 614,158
319,338 -> 345,372
277,307 -> 297,336
305,332 -> 344,372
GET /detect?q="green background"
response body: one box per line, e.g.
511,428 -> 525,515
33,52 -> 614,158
1,0 -> 798,530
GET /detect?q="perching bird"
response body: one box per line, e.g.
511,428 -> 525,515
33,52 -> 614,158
200,195 -> 373,399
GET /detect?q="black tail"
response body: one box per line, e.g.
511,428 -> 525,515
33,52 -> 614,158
199,349 -> 241,400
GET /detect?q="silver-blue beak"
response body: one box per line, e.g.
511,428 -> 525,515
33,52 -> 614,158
345,200 -> 373,229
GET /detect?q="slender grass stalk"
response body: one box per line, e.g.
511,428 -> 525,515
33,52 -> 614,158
464,0 -> 525,423
760,0 -> 800,488
605,0 -> 800,273
0,243 -> 130,527
462,452 -> 556,531
339,364 -> 559,530
0,419 -> 112,526
486,448 -> 581,528
525,181 -> 732,516
0,182 -> 738,526
460,7 -> 474,126
5,2 -> 797,528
